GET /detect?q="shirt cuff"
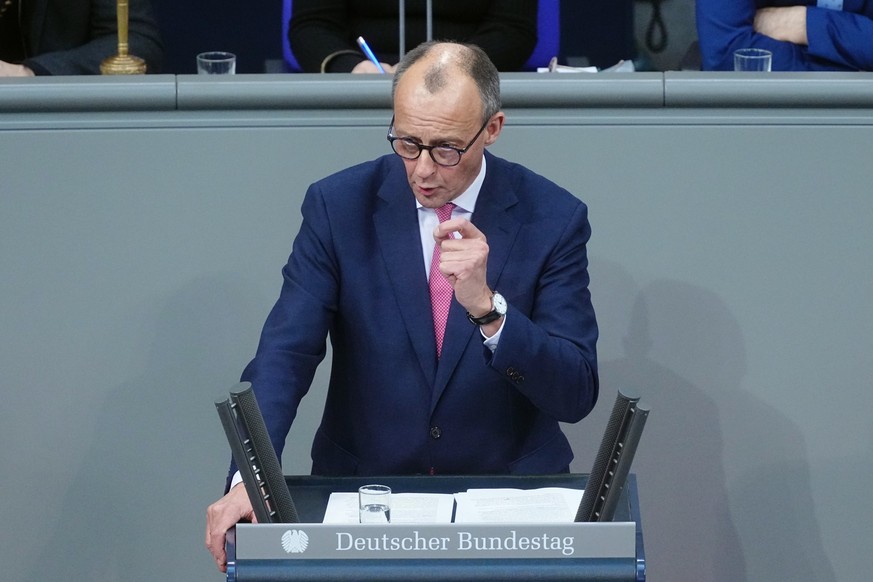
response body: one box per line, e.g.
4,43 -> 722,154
230,471 -> 244,490
481,313 -> 507,352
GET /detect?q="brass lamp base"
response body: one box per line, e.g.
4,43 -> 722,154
100,54 -> 147,75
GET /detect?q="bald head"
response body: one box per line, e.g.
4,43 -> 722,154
392,41 -> 501,124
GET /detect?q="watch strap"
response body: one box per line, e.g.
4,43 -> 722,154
467,309 -> 502,326
466,292 -> 505,326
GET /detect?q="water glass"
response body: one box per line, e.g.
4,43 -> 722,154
358,484 -> 391,523
734,48 -> 772,72
196,51 -> 236,75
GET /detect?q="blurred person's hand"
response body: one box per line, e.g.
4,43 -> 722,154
0,61 -> 34,76
351,60 -> 397,74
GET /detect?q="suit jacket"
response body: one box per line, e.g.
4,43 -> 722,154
239,151 -> 599,479
697,0 -> 873,71
21,0 -> 163,75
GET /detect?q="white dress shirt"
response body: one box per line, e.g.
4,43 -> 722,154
416,157 -> 505,350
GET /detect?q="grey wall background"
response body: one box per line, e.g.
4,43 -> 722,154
1,75 -> 872,581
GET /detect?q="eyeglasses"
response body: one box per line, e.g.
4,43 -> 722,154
387,116 -> 490,167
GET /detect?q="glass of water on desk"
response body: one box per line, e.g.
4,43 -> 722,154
733,48 -> 772,72
359,484 -> 391,523
196,51 -> 236,74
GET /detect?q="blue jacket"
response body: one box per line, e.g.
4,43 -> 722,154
697,0 -> 873,71
238,151 -> 599,479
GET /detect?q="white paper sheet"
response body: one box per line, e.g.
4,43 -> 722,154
322,492 -> 456,524
322,487 -> 584,524
453,487 -> 584,523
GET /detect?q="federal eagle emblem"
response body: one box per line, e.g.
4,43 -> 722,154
281,529 -> 310,554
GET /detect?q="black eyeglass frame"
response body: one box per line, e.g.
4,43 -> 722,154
386,116 -> 491,167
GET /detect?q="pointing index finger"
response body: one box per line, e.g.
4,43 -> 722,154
434,217 -> 484,241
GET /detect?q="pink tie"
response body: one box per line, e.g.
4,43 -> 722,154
430,203 -> 455,357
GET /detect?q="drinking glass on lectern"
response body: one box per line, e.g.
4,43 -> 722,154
359,484 -> 391,523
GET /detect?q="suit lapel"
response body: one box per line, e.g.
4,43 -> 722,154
431,154 -> 521,410
374,163 -> 438,387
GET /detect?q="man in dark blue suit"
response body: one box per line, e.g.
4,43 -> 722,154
206,40 -> 598,572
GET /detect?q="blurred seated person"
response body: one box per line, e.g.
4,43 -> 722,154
289,0 -> 538,73
696,0 -> 873,70
0,0 -> 163,76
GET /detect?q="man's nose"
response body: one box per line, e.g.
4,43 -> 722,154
413,151 -> 437,176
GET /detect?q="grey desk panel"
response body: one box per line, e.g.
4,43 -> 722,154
8,106 -> 873,133
5,74 -> 873,116
0,73 -> 665,117
665,71 -> 873,108
0,109 -> 393,131
499,73 -> 664,108
0,75 -> 177,112
174,73 -> 665,112
175,74 -> 393,110
501,107 -> 873,127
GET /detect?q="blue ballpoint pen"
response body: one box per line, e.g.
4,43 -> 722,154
356,36 -> 386,73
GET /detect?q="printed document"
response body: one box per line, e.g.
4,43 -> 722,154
454,488 -> 584,523
322,487 -> 584,524
323,492 -> 455,524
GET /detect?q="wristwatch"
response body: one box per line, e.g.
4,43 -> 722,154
467,292 -> 507,326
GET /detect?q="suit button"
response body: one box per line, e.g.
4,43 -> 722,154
429,426 -> 442,439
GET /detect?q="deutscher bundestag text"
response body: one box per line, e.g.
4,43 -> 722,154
336,530 -> 576,556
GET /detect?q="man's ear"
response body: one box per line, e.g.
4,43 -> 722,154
484,112 -> 506,146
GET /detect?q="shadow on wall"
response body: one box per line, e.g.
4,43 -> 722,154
565,260 -> 836,582
24,275 -> 259,581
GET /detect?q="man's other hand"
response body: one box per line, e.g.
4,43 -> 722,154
205,484 -> 256,573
